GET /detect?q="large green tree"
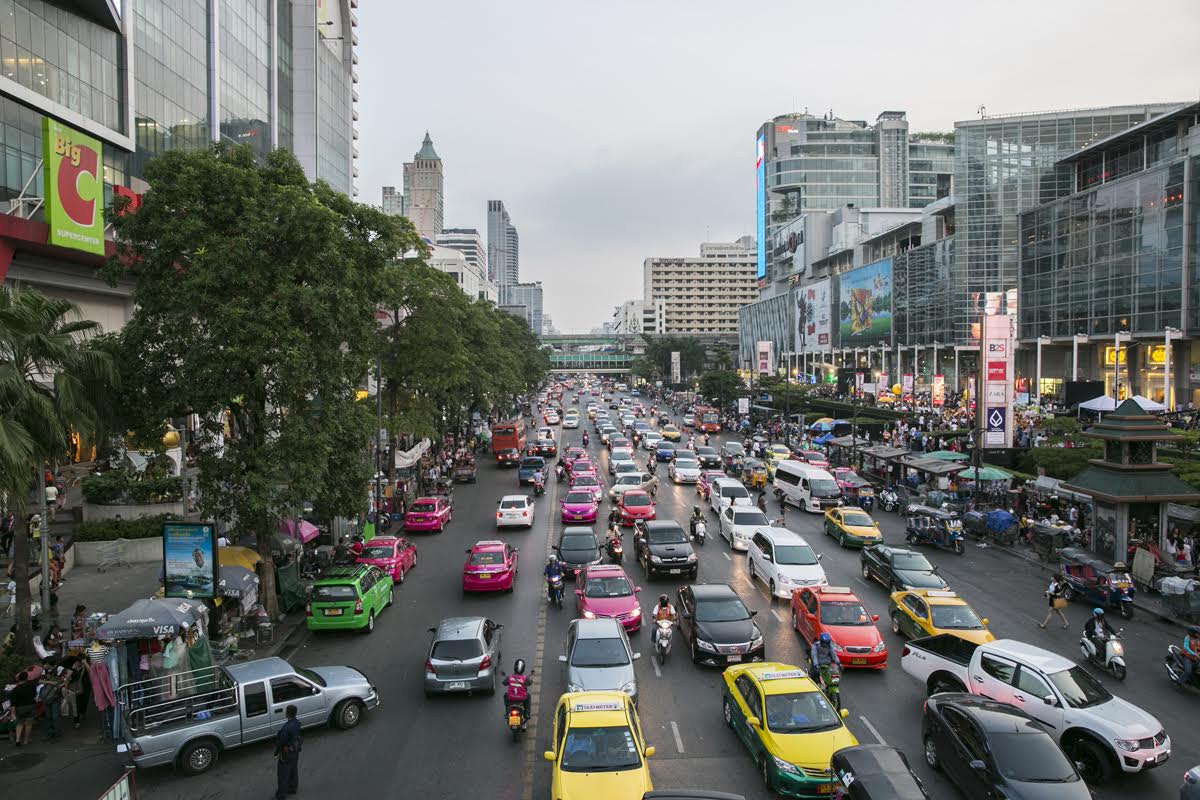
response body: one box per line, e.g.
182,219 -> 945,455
699,370 -> 744,409
104,145 -> 416,616
634,335 -> 707,382
0,285 -> 116,658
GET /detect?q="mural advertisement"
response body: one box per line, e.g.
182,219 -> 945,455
163,522 -> 219,599
795,278 -> 832,353
42,118 -> 105,255
838,258 -> 892,345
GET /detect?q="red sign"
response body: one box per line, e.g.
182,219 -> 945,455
987,361 -> 1007,381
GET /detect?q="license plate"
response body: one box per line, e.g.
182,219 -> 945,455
324,608 -> 343,616
727,654 -> 742,662
852,658 -> 867,665
1157,751 -> 1168,763
447,681 -> 468,691
670,568 -> 681,574
479,573 -> 492,580
816,784 -> 835,794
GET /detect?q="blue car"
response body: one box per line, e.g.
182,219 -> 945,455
655,441 -> 676,462
517,456 -> 546,484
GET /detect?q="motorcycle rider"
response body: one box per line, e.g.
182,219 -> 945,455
582,430 -> 589,446
503,658 -> 532,723
651,594 -> 676,646
689,505 -> 704,535
532,467 -> 545,495
555,462 -> 566,482
1083,608 -> 1110,656
544,556 -> 564,601
809,632 -> 842,683
1176,626 -> 1200,685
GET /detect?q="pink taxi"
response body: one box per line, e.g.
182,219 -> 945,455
562,447 -> 588,467
404,496 -> 453,532
560,489 -> 600,524
569,473 -> 603,503
569,458 -> 597,479
355,536 -> 418,583
799,450 -> 830,469
575,564 -> 643,633
696,470 -> 727,501
462,540 -> 518,593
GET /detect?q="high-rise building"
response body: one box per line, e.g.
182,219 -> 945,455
402,132 -> 444,240
502,282 -> 543,334
382,186 -> 404,216
487,200 -> 519,290
1,0 -> 360,332
427,243 -> 494,303
436,229 -> 496,302
644,238 -> 758,338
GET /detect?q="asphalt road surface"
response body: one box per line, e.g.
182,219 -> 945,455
47,400 -> 1197,800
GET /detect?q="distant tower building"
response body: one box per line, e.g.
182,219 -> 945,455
381,186 -> 404,216
488,200 -> 520,292
402,132 -> 444,240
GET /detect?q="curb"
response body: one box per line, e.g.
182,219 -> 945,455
264,612 -> 308,661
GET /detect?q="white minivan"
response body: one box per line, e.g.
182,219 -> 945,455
773,461 -> 842,513
747,528 -> 828,599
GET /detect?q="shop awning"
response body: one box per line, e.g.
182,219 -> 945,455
859,445 -> 910,461
899,456 -> 969,476
97,598 -> 208,640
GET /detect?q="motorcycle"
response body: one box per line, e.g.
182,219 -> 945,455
501,668 -> 535,740
654,618 -> 674,665
1080,629 -> 1126,681
533,479 -> 545,497
582,431 -> 589,446
555,465 -> 566,483
816,662 -> 842,711
692,519 -> 707,546
879,486 -> 901,513
1164,644 -> 1200,689
547,574 -> 564,608
606,532 -> 624,563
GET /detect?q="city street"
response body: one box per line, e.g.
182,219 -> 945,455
51,409 -> 1196,800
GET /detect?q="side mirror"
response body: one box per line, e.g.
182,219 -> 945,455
746,716 -> 761,729
574,589 -> 583,596
981,618 -> 990,626
840,708 -> 849,719
557,655 -> 567,662
635,586 -> 642,592
465,548 -> 471,554
968,759 -> 987,773
817,554 -> 823,561
311,685 -> 320,695
644,746 -> 656,758
633,652 -> 641,660
681,610 -> 692,619
750,609 -> 759,617
543,751 -> 556,762
1043,694 -> 1057,706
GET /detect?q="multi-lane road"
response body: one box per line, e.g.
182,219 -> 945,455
55,402 -> 1197,799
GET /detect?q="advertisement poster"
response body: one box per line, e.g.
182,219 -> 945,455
42,118 -> 105,255
837,258 -> 892,346
737,397 -> 750,415
877,373 -> 889,397
854,372 -> 864,393
902,373 -> 914,394
980,314 -> 1015,449
163,522 -> 219,599
756,341 -> 774,376
795,278 -> 832,353
670,351 -> 681,384
932,374 -> 945,407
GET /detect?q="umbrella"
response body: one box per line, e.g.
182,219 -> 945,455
958,466 -> 1012,482
1078,396 -> 1116,412
218,546 -> 261,572
814,417 -> 834,424
279,519 -> 319,544
830,419 -> 850,427
814,433 -> 835,445
216,565 -> 259,599
97,598 -> 208,640
925,450 -> 969,462
809,421 -> 834,432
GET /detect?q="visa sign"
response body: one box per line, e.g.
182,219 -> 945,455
42,118 -> 105,255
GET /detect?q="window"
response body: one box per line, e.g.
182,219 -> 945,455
243,682 -> 268,717
979,654 -> 1017,685
555,704 -> 568,754
270,676 -> 314,704
734,675 -> 761,718
801,591 -> 818,615
903,596 -> 928,618
1014,667 -> 1052,699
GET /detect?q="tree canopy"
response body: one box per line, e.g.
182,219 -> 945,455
698,370 -> 744,409
632,335 -> 708,382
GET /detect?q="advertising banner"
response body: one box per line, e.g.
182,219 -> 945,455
670,351 -> 681,384
980,314 -> 1015,449
932,374 -> 945,407
42,118 -> 105,255
795,278 -> 832,353
738,397 -> 750,415
756,341 -> 774,376
163,522 -> 219,599
755,134 -> 766,279
877,373 -> 889,397
902,373 -> 914,394
854,372 -> 864,393
837,258 -> 892,346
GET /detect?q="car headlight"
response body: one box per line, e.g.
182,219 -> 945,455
778,574 -> 793,584
582,610 -> 596,619
696,639 -> 717,652
620,681 -> 637,696
1115,739 -> 1141,752
830,641 -> 843,652
630,607 -> 641,617
873,641 -> 886,652
566,683 -> 584,693
687,553 -> 698,563
650,555 -> 663,563
772,755 -> 801,775
750,636 -> 764,650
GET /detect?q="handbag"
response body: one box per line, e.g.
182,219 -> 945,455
1053,597 -> 1068,609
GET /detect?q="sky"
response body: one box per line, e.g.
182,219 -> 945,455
355,0 -> 1200,333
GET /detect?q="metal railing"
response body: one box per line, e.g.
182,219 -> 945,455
118,666 -> 239,735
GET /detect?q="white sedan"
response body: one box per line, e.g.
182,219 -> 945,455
668,458 -> 701,484
640,432 -> 663,451
717,506 -> 771,550
496,495 -> 535,529
611,459 -> 639,477
562,415 -> 579,429
609,447 -> 635,472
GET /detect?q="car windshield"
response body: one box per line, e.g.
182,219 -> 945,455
615,463 -> 637,474
695,597 -> 750,622
929,604 -> 982,629
585,576 -> 633,598
574,476 -> 599,487
359,545 -> 395,559
732,510 -> 768,526
613,449 -> 632,460
841,511 -> 874,527
623,494 -> 651,507
634,422 -> 650,431
810,479 -> 840,497
892,553 -> 934,571
565,492 -> 594,505
500,499 -> 526,509
774,544 -> 818,565
989,732 -> 1080,782
431,638 -> 483,661
617,475 -> 641,485
724,444 -> 744,455
469,551 -> 504,566
1049,666 -> 1112,708
764,691 -> 843,733
312,583 -> 357,601
560,726 -> 641,772
820,601 -> 872,625
674,460 -> 699,471
561,535 -> 597,551
723,485 -> 750,500
411,502 -> 437,513
648,526 -> 687,544
295,667 -> 326,688
521,458 -> 544,468
571,637 -> 630,667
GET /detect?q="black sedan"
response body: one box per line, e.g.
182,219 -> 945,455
496,447 -> 521,467
922,693 -> 1091,800
860,545 -> 949,593
535,438 -> 558,457
634,520 -> 698,579
677,583 -> 764,667
694,446 -> 722,469
556,527 -> 601,578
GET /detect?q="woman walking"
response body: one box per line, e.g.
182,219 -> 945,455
1039,575 -> 1070,629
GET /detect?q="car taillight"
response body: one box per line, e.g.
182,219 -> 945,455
522,511 -> 529,517
479,655 -> 492,671
305,603 -> 312,617
424,659 -> 435,675
354,598 -> 364,614
901,645 -> 910,657
496,511 -> 502,518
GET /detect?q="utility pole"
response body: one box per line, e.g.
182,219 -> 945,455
38,465 -> 51,622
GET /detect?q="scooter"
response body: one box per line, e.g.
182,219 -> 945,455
816,662 -> 842,711
879,486 -> 900,513
555,465 -> 566,483
1080,629 -> 1126,681
546,574 -> 564,609
533,479 -> 545,497
654,618 -> 674,665
606,532 -> 624,564
501,669 -> 535,740
1164,643 -> 1200,690
582,431 -> 590,446
692,520 -> 707,546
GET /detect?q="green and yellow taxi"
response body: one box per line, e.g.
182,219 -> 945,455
722,663 -> 856,797
764,443 -> 794,470
887,589 -> 995,644
660,424 -> 682,442
306,564 -> 393,634
544,691 -> 655,800
823,507 -> 883,549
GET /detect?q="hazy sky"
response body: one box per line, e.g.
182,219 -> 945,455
356,0 -> 1200,332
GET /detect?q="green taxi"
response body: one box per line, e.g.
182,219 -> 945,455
306,564 -> 394,634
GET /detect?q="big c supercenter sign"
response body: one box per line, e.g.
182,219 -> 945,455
42,118 -> 105,255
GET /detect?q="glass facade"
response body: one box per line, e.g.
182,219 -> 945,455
908,142 -> 954,207
316,40 -> 349,190
894,235 -> 955,346
275,0 -> 293,154
219,0 -> 271,158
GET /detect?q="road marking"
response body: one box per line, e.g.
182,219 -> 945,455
772,607 -> 787,623
723,552 -> 731,561
651,656 -> 661,678
670,720 -> 685,753
520,478 -> 559,800
859,715 -> 888,746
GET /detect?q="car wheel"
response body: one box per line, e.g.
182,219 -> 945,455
691,639 -> 701,663
333,699 -> 363,730
411,553 -> 417,569
722,696 -> 734,728
364,610 -> 375,634
179,739 -> 220,775
768,580 -> 777,601
861,563 -> 871,580
387,588 -> 394,607
748,560 -> 756,579
1068,738 -> 1113,784
396,566 -> 405,584
923,734 -> 940,770
791,608 -> 799,631
891,613 -> 903,636
760,755 -> 774,791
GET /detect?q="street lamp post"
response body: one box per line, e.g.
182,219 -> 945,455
1165,326 -> 1183,410
1072,333 -> 1088,381
1113,331 -> 1131,400
1035,335 -> 1051,405
932,341 -> 941,377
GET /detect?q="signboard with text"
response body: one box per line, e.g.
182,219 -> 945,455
670,351 -> 681,384
877,373 -> 889,397
932,374 -> 945,407
756,341 -> 774,376
902,373 -> 913,394
980,315 -> 1015,448
42,118 -> 105,255
163,522 -> 219,599
795,278 -> 832,353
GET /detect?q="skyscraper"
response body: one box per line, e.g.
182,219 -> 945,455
381,186 -> 404,216
402,133 -> 444,240
488,200 -> 519,291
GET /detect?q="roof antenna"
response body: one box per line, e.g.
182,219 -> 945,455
978,104 -> 987,119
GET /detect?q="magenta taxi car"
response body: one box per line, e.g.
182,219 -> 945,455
696,470 -> 727,501
575,564 -> 642,633
560,489 -> 599,524
569,474 -> 603,503
799,450 -> 830,469
355,536 -> 417,583
404,496 -> 453,532
569,458 -> 597,479
462,540 -> 518,593
618,490 -> 656,526
563,447 -> 588,467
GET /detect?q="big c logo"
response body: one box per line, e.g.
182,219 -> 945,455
42,118 -> 105,255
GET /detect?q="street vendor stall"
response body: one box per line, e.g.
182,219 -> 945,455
856,444 -> 910,486
897,455 -> 967,495
825,435 -> 872,469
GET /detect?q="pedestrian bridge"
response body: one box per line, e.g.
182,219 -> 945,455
541,333 -> 636,374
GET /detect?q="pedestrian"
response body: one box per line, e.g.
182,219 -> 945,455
275,704 -> 302,799
40,664 -> 66,740
1039,575 -> 1070,629
7,670 -> 38,746
0,511 -> 14,558
44,481 -> 58,521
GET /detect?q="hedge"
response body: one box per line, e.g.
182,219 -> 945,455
81,471 -> 182,505
73,514 -> 181,542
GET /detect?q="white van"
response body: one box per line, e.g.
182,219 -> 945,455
773,461 -> 842,513
747,527 -> 828,599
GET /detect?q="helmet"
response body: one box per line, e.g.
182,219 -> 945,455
820,632 -> 832,644
658,594 -> 669,607
1092,608 -> 1104,617
513,659 -> 526,675
548,555 -> 558,564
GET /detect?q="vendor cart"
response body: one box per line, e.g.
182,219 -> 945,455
1031,521 -> 1072,562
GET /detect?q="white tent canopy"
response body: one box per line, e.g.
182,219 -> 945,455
1077,395 -> 1164,413
1130,395 -> 1166,411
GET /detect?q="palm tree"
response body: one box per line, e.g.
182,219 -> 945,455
0,284 -> 117,659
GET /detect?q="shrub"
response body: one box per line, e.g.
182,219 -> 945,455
1016,446 -> 1099,480
73,514 -> 180,542
81,471 -> 182,505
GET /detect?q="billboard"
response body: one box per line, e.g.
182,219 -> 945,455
838,259 -> 892,345
932,374 -> 945,407
980,314 -> 1015,448
42,118 -> 105,255
770,214 -> 807,278
755,133 -> 766,279
756,341 -> 774,376
163,522 -> 219,599
670,351 -> 681,384
795,278 -> 832,353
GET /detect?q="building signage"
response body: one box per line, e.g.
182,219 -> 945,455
932,374 -> 945,407
737,397 -> 750,415
42,118 -> 105,255
980,314 -> 1015,449
837,258 -> 893,346
795,278 -> 832,353
670,351 -> 681,384
163,522 -> 219,599
986,361 -> 1007,381
854,372 -> 864,393
756,341 -> 774,376
877,373 -> 889,397
901,373 -> 913,394
985,385 -> 1006,404
755,133 -> 766,280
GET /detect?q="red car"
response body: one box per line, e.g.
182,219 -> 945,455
618,490 -> 656,526
575,564 -> 642,633
404,496 -> 453,532
462,540 -> 518,593
799,450 -> 830,469
355,536 -> 417,583
790,586 -> 887,669
696,470 -> 726,501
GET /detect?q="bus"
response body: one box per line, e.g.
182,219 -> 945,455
490,420 -> 527,456
694,405 -> 721,433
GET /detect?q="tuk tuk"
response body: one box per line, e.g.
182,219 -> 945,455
832,470 -> 876,512
1058,547 -> 1136,618
1031,521 -> 1072,562
453,455 -> 477,483
740,457 -> 768,489
904,505 -> 965,555
831,744 -> 929,799
963,509 -> 1017,546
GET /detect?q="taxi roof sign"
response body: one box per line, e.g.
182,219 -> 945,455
923,590 -> 959,598
759,670 -> 809,681
820,586 -> 853,594
572,701 -> 623,712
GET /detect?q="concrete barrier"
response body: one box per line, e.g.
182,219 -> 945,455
82,501 -> 185,522
74,536 -> 163,566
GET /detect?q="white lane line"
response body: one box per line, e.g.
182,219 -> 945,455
772,607 -> 788,623
670,720 -> 685,753
652,656 -> 662,678
859,715 -> 888,746
723,552 -> 731,561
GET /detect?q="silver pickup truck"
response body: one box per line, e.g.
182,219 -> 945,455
116,656 -> 379,775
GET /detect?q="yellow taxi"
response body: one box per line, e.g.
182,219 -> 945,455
722,663 -> 855,797
544,691 -> 655,799
764,443 -> 793,469
822,507 -> 882,549
660,424 -> 682,442
587,405 -> 598,420
887,589 -> 995,644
